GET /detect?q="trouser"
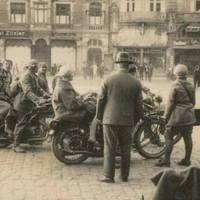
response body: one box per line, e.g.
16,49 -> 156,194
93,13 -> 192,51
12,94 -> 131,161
89,117 -> 97,142
0,100 -> 16,133
13,111 -> 30,147
103,124 -> 133,179
164,125 -> 193,162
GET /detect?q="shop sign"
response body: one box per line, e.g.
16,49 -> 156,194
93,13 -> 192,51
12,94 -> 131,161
0,30 -> 29,37
173,40 -> 187,46
190,39 -> 200,45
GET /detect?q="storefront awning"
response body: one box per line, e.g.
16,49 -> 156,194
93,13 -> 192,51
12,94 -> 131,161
174,45 -> 200,49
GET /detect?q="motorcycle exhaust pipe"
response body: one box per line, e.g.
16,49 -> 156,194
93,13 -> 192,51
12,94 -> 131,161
62,149 -> 103,157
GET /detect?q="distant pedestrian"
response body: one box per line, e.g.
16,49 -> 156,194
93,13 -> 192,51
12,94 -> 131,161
82,62 -> 87,80
97,52 -> 143,183
92,62 -> 98,78
155,64 -> 196,167
138,64 -> 144,80
98,63 -> 104,79
193,63 -> 200,88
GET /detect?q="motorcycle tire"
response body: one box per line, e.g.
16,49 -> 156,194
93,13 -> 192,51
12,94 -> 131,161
134,118 -> 166,159
52,126 -> 89,165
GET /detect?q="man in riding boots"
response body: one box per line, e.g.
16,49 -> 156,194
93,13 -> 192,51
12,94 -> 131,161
12,59 -> 50,153
155,64 -> 196,167
97,52 -> 143,183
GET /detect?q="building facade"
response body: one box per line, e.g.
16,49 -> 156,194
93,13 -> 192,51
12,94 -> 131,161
0,0 -> 200,73
0,0 -> 110,73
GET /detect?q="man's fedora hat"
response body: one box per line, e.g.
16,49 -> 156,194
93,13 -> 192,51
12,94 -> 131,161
114,52 -> 135,64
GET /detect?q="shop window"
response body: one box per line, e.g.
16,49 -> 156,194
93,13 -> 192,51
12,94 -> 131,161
149,0 -> 161,12
34,3 -> 48,24
56,4 -> 71,24
10,3 -> 25,23
88,2 -> 104,25
196,0 -> 200,11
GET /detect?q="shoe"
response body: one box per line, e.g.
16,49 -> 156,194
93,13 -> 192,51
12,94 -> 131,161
88,140 -> 101,147
13,146 -> 26,153
177,159 -> 191,167
119,176 -> 128,182
99,176 -> 114,183
155,159 -> 170,167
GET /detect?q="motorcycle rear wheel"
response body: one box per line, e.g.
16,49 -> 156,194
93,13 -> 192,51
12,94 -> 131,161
52,126 -> 89,164
135,118 -> 166,159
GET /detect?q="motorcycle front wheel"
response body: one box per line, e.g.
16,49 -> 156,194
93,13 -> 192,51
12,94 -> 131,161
134,118 -> 166,159
52,126 -> 89,165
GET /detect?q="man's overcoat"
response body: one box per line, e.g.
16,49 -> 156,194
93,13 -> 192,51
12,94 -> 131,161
97,69 -> 143,126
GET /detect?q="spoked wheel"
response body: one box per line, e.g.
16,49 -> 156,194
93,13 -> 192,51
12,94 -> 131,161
52,125 -> 89,164
135,118 -> 166,159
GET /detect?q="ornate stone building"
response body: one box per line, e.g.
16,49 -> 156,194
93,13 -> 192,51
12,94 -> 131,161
0,0 -> 200,73
0,0 -> 110,72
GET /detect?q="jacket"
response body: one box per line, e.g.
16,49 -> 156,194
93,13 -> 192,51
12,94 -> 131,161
37,72 -> 50,94
96,69 -> 143,126
52,78 -> 85,121
13,69 -> 44,113
164,78 -> 196,126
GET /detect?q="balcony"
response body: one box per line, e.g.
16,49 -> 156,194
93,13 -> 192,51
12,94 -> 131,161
176,12 -> 200,23
86,24 -> 109,32
119,12 -> 166,23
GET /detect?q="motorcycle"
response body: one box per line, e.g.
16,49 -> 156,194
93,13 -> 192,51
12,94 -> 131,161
0,100 -> 53,148
50,92 -> 181,165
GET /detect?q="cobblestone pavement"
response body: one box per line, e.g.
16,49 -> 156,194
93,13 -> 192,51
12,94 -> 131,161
0,76 -> 199,200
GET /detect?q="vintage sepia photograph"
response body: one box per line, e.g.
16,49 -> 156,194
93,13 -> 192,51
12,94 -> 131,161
0,0 -> 200,199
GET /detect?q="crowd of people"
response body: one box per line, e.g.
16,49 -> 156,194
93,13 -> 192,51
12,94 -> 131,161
82,62 -> 104,80
0,53 -> 197,187
0,59 -> 51,152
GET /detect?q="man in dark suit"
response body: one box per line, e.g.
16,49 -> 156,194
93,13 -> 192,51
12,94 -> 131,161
97,52 -> 143,183
12,59 -> 49,153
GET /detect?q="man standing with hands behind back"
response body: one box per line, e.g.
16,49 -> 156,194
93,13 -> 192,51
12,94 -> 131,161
97,52 -> 143,183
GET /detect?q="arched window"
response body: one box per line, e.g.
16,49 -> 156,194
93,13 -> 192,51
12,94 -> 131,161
88,39 -> 102,47
88,2 -> 103,25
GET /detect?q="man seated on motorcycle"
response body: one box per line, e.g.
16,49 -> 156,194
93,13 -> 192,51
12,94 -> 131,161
0,60 -> 16,138
52,67 -> 99,146
12,59 -> 50,153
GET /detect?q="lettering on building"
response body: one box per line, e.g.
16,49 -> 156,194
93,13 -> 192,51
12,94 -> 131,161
173,40 -> 187,46
0,30 -> 29,37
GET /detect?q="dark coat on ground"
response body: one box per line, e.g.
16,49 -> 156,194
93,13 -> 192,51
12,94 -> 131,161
151,166 -> 200,200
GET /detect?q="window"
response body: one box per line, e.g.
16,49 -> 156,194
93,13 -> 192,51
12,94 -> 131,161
149,0 -> 161,12
196,0 -> 200,11
34,3 -> 47,24
156,3 -> 161,12
10,3 -> 25,23
127,0 -> 135,12
56,4 -> 70,24
89,2 -> 103,25
150,3 -> 154,11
